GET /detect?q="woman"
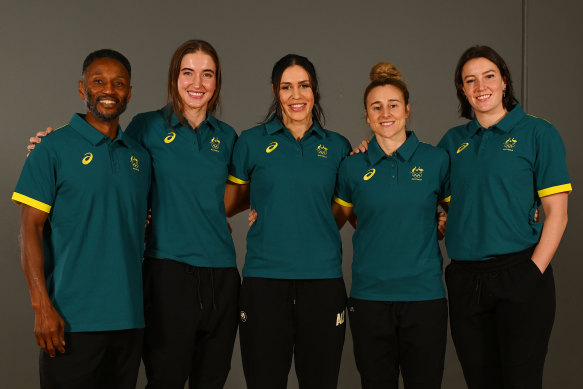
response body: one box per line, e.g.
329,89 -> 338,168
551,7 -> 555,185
226,54 -> 351,389
29,40 -> 246,389
438,45 -> 571,389
333,62 -> 449,389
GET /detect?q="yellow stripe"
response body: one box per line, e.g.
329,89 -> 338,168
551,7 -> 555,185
227,174 -> 250,185
538,183 -> 572,198
441,196 -> 451,203
12,192 -> 51,213
333,196 -> 353,208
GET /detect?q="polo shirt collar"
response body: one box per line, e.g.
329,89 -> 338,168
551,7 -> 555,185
265,115 -> 325,138
495,104 -> 525,133
368,131 -> 419,165
468,104 -> 526,135
165,104 -> 217,131
70,114 -> 126,147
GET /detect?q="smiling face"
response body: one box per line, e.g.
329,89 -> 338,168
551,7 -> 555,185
277,65 -> 315,128
365,84 -> 409,141
461,57 -> 507,119
79,57 -> 131,123
177,51 -> 217,114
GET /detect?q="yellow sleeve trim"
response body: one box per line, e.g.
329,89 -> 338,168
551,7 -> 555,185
227,174 -> 250,185
333,196 -> 353,208
12,192 -> 51,213
441,196 -> 451,203
538,183 -> 572,198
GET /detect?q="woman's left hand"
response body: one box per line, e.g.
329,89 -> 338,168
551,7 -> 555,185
437,211 -> 447,240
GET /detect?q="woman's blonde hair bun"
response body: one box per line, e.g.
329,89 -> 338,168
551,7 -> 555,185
369,62 -> 401,82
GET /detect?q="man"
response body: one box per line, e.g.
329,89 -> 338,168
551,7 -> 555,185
12,49 -> 150,388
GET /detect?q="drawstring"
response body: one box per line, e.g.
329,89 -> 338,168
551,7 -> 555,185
196,268 -> 203,310
292,280 -> 297,305
475,276 -> 483,305
210,268 -> 217,311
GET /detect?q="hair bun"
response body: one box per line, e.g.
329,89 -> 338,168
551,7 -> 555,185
369,62 -> 401,82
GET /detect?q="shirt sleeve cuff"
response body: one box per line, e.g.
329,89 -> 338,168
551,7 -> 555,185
538,183 -> 572,198
227,174 -> 250,184
12,192 -> 51,213
333,195 -> 353,208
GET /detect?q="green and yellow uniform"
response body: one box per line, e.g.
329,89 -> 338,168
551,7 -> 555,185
334,132 -> 449,301
125,105 -> 237,267
228,115 -> 351,278
437,104 -> 572,260
12,113 -> 151,332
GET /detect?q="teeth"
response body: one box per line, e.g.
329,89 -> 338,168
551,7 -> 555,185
188,91 -> 204,97
100,100 -> 115,104
290,104 -> 304,108
476,94 -> 490,101
380,122 -> 394,126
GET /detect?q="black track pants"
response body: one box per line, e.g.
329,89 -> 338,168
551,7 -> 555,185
445,246 -> 555,389
239,277 -> 347,389
348,298 -> 447,389
142,258 -> 240,389
40,329 -> 143,389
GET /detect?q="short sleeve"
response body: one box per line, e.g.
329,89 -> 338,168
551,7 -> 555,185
228,132 -> 251,184
534,122 -> 572,197
334,159 -> 353,207
12,141 -> 57,213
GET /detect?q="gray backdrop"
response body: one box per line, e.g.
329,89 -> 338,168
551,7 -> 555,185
1,1 -> 581,387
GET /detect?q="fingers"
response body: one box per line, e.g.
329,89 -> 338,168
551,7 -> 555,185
248,209 -> 258,227
350,139 -> 370,155
35,311 -> 66,357
437,211 -> 447,240
28,127 -> 53,154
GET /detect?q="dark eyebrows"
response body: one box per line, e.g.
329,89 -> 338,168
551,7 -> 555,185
280,80 -> 310,85
369,99 -> 400,106
463,69 -> 497,80
180,67 -> 215,74
89,71 -> 128,80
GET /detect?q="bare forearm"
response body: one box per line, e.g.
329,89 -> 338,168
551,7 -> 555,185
531,193 -> 569,272
20,210 -> 51,310
20,205 -> 66,356
224,181 -> 250,217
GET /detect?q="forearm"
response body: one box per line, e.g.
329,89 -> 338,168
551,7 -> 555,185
332,202 -> 353,230
224,181 -> 250,217
531,193 -> 569,272
20,209 -> 51,312
20,205 -> 66,355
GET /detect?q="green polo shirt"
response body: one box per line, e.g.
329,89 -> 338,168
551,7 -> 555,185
12,114 -> 150,332
228,116 -> 351,279
125,106 -> 237,268
437,104 -> 572,261
334,133 -> 449,301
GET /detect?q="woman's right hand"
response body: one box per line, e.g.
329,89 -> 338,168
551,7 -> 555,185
27,127 -> 53,156
350,139 -> 370,155
248,209 -> 258,227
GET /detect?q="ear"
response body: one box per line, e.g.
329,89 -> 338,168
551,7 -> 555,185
271,83 -> 276,97
127,85 -> 132,103
78,80 -> 85,100
365,110 -> 370,124
405,104 -> 411,119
